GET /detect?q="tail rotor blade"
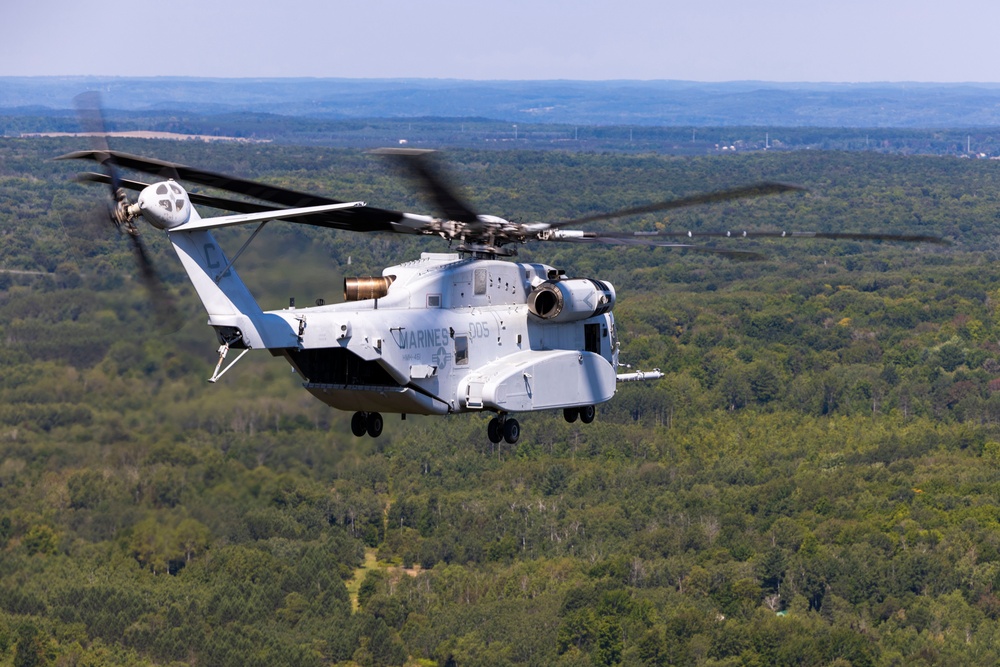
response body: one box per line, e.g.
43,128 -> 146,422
127,231 -> 182,331
73,92 -> 121,195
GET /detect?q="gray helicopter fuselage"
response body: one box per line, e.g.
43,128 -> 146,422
259,253 -> 620,416
153,186 -> 625,424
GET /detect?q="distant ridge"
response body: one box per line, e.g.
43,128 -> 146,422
5,77 -> 1000,127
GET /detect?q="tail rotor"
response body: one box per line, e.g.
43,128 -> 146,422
72,92 -> 181,331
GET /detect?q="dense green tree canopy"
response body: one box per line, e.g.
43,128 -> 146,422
2,138 -> 1000,664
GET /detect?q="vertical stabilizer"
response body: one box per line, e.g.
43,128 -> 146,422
168,229 -> 296,349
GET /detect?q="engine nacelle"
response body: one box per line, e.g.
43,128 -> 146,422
137,181 -> 192,229
344,275 -> 396,301
527,279 -> 616,323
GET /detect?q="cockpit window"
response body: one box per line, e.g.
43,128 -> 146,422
156,184 -> 168,195
158,199 -> 173,212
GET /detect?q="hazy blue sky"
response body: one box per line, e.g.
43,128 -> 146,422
5,0 -> 1000,82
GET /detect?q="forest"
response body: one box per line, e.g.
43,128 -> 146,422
2,139 -> 1000,665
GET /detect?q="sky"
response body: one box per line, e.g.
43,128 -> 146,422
4,0 -> 1000,82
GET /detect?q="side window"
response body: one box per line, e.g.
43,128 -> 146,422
455,335 -> 469,365
427,294 -> 441,307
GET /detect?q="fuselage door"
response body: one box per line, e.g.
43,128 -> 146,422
584,322 -> 601,354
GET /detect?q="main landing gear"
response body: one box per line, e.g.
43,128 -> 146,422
486,405 -> 597,444
563,405 -> 596,424
487,414 -> 520,445
351,411 -> 383,438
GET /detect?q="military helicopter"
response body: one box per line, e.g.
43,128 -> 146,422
60,95 -> 944,444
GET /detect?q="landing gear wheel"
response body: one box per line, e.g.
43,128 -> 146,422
366,412 -> 384,438
351,412 -> 368,437
487,417 -> 503,444
580,405 -> 596,424
563,407 -> 579,423
503,418 -> 520,444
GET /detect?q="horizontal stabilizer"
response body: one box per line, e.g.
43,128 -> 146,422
170,201 -> 366,231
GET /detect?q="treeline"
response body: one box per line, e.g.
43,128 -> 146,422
6,113 -> 1000,155
3,139 -> 1000,664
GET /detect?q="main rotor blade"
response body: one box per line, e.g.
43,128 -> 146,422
544,234 -> 765,260
755,230 -> 949,244
548,228 -> 949,245
78,172 -> 273,214
548,182 -> 807,228
76,171 -> 406,233
59,149 -> 407,233
373,148 -> 481,224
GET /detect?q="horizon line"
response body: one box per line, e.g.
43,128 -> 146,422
4,75 -> 1000,87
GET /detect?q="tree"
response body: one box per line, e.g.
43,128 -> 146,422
14,623 -> 51,667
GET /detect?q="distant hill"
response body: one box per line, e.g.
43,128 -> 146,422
5,77 -> 1000,127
